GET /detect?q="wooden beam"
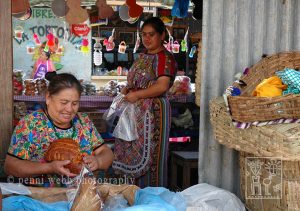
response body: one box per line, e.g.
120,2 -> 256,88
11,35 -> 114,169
0,0 -> 13,160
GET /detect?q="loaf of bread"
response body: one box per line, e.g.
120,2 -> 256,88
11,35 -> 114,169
71,177 -> 103,211
44,138 -> 83,174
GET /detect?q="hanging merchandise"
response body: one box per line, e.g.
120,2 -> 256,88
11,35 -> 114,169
96,0 -> 114,19
191,0 -> 201,20
119,4 -> 130,21
14,25 -> 24,40
171,0 -> 189,18
163,28 -> 173,52
181,27 -> 189,52
126,0 -> 143,19
51,0 -> 69,18
65,0 -> 89,24
33,33 -> 41,45
81,37 -> 90,54
172,41 -> 180,53
133,29 -> 141,53
118,41 -> 127,54
93,37 -> 103,66
189,46 -> 197,58
26,41 -> 35,54
103,28 -> 115,51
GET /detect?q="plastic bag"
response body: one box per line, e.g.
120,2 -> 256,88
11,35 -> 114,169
112,102 -> 138,141
103,93 -> 126,131
180,183 -> 245,211
103,194 -> 129,211
68,166 -> 104,211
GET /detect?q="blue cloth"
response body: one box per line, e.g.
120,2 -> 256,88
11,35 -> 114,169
123,187 -> 186,211
3,196 -> 69,211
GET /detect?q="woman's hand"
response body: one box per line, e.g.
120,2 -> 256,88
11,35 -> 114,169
49,160 -> 77,177
121,87 -> 129,95
124,91 -> 140,103
83,155 -> 99,171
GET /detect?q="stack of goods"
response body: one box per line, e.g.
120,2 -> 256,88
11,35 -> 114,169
168,76 -> 192,95
13,70 -> 24,95
82,82 -> 97,96
13,102 -> 27,125
104,80 -> 118,97
24,79 -> 36,96
35,78 -> 48,95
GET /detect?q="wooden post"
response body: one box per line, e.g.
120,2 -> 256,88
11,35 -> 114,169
0,0 -> 13,160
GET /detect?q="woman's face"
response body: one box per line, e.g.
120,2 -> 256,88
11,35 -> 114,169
142,25 -> 164,52
46,87 -> 80,128
40,51 -> 48,61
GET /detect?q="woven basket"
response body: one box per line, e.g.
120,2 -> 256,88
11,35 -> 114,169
240,152 -> 300,211
210,97 -> 300,161
228,51 -> 300,122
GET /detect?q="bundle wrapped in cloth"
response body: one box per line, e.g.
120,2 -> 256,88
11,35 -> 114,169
44,138 -> 83,174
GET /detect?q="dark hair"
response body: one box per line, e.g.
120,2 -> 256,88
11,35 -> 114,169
46,72 -> 83,96
44,51 -> 51,60
141,17 -> 166,35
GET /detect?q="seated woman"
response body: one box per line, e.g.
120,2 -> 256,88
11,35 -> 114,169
4,73 -> 114,186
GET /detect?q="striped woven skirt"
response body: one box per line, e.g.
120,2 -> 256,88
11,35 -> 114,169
113,97 -> 171,188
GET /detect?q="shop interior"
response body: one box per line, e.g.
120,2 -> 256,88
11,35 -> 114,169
1,0 -> 204,209
10,0 -> 202,191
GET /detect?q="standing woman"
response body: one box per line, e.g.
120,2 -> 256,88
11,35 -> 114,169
113,17 -> 177,187
31,49 -> 56,79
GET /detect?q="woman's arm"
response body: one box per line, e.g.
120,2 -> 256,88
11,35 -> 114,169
83,144 -> 114,171
124,76 -> 171,103
31,62 -> 38,78
48,60 -> 56,72
4,155 -> 77,178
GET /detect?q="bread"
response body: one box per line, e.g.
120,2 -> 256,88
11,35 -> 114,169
44,138 -> 83,174
71,177 -> 103,211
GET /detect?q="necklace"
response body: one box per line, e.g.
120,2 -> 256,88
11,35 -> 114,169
44,108 -> 77,140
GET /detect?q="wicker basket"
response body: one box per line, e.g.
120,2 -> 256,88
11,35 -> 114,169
228,51 -> 300,122
210,97 -> 300,161
240,152 -> 300,211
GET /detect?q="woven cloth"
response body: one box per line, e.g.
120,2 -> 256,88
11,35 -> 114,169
276,68 -> 300,94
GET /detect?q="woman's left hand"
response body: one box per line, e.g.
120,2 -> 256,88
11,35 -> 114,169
83,155 -> 99,171
124,91 -> 139,103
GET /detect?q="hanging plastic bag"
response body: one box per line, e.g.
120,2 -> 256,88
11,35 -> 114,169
113,102 -> 138,141
103,94 -> 126,131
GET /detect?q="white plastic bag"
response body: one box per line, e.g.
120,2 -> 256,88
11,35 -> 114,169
181,183 -> 245,211
113,102 -> 138,141
103,93 -> 125,121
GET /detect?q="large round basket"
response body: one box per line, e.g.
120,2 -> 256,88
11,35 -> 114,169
228,51 -> 300,122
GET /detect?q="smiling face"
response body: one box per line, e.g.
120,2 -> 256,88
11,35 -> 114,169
46,87 -> 80,128
141,25 -> 165,54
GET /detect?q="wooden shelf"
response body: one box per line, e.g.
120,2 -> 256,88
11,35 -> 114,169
91,76 -> 127,80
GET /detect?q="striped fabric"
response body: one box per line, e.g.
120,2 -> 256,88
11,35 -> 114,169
233,118 -> 300,129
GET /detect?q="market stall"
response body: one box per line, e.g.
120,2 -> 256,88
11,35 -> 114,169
0,0 -> 210,209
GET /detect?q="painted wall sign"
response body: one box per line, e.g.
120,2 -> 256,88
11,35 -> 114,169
13,8 -> 92,81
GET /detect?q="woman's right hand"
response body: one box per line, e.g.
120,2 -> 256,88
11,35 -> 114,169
121,87 -> 129,95
49,160 -> 77,177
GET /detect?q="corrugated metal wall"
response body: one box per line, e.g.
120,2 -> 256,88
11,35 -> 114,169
199,0 -> 300,195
